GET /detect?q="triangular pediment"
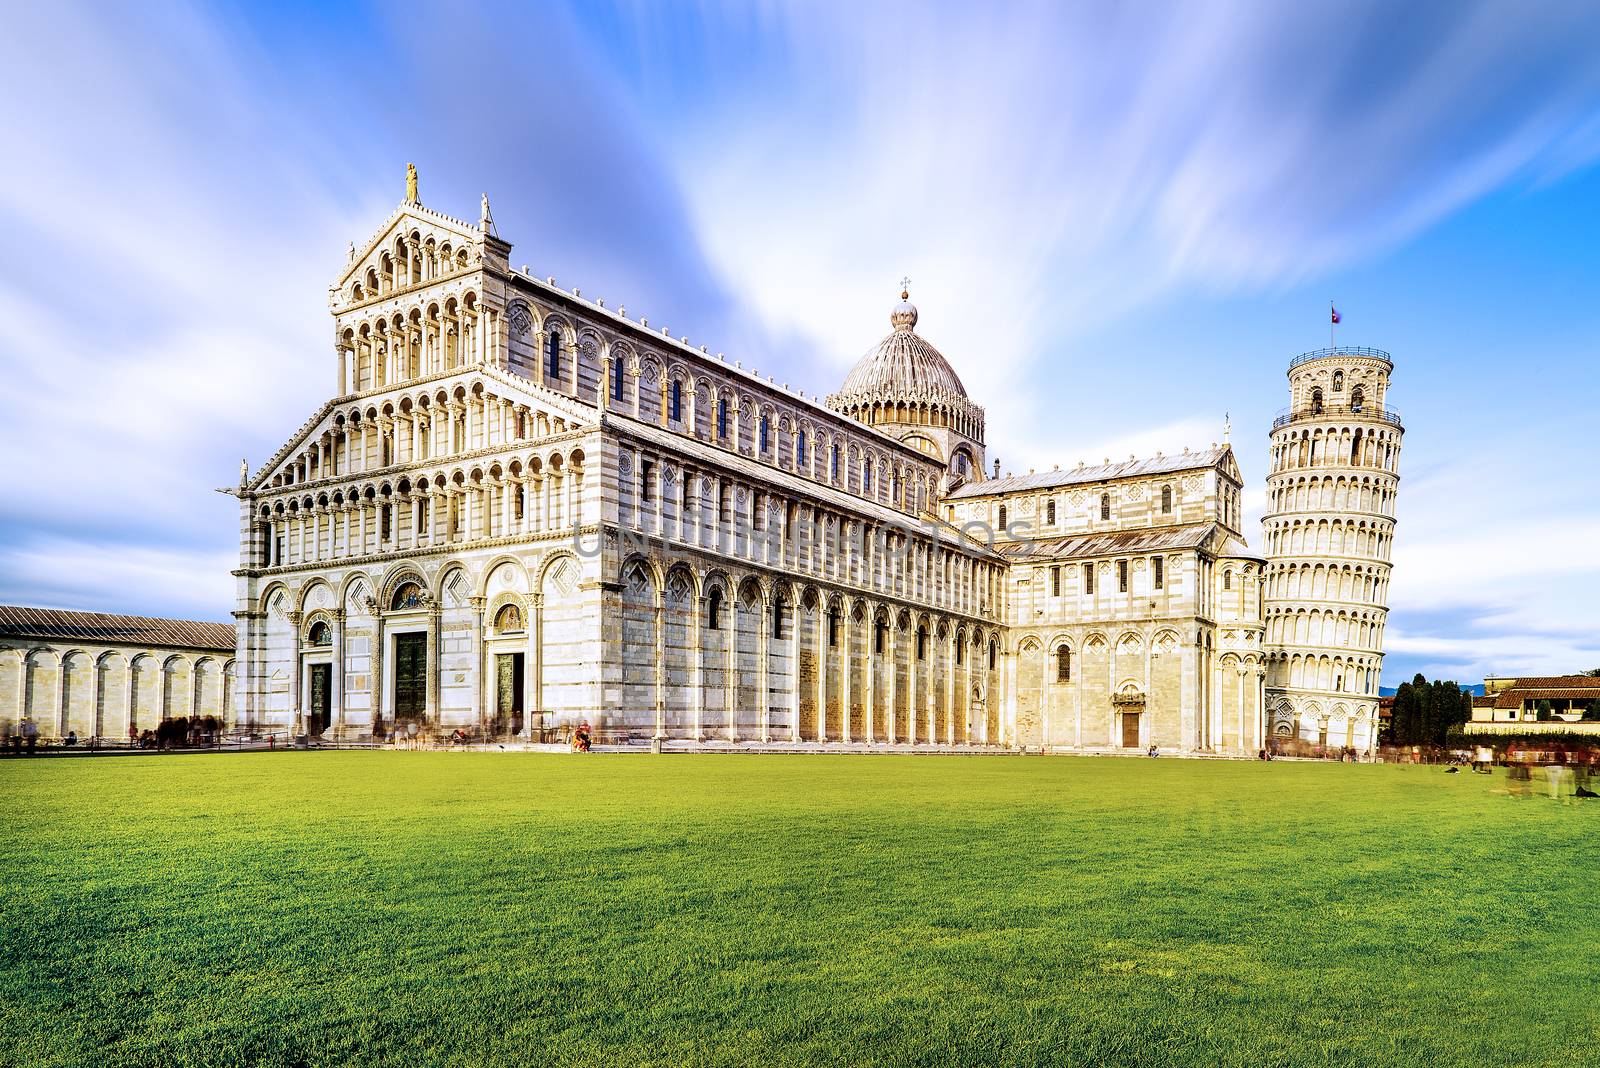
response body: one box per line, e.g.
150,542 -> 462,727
333,201 -> 485,296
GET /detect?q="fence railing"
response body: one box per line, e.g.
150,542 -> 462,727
1289,346 -> 1392,368
1272,403 -> 1402,430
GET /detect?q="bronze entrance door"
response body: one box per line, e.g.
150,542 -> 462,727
1121,711 -> 1141,748
495,652 -> 524,735
308,663 -> 332,736
393,632 -> 426,724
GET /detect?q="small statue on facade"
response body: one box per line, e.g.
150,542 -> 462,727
239,458 -> 249,487
405,163 -> 419,204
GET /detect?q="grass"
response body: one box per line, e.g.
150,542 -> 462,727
2,753 -> 1596,1067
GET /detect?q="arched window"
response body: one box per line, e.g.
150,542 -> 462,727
1161,485 -> 1172,514
670,380 -> 683,422
1333,370 -> 1344,391
610,358 -> 625,402
391,581 -> 425,611
1046,498 -> 1057,525
796,430 -> 807,467
998,504 -> 1008,531
988,641 -> 997,670
717,396 -> 729,439
760,415 -> 770,453
707,588 -> 723,630
1311,388 -> 1324,414
307,621 -> 331,647
1056,646 -> 1071,683
495,603 -> 524,633
1350,386 -> 1365,413
545,330 -> 561,380
955,452 -> 969,477
1100,493 -> 1111,521
830,443 -> 839,480
1223,570 -> 1234,591
864,463 -> 873,492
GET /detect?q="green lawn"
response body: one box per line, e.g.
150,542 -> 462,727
2,754 -> 1596,1067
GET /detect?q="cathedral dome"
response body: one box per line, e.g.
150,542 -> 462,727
836,290 -> 968,401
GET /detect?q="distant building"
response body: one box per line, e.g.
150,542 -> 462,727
1468,675 -> 1600,728
0,605 -> 236,740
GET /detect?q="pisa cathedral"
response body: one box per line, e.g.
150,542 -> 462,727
216,176 -> 1401,755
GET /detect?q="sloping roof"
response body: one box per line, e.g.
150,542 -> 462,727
0,605 -> 235,652
1494,685 -> 1600,709
948,447 -> 1231,499
997,522 -> 1220,561
1493,675 -> 1600,691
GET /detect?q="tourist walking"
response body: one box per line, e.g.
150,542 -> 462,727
22,717 -> 39,755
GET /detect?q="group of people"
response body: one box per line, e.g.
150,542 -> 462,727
1496,745 -> 1598,803
130,716 -> 223,750
4,717 -> 41,755
4,714 -> 224,754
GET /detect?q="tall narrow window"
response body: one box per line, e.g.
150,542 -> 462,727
717,397 -> 729,439
611,359 -> 624,402
760,415 -> 770,453
998,504 -> 1008,531
1351,386 -> 1365,413
1100,493 -> 1111,521
989,642 -> 997,670
916,628 -> 927,661
1161,485 -> 1172,514
864,463 -> 873,492
707,589 -> 722,630
545,331 -> 561,379
772,601 -> 785,639
640,461 -> 653,503
827,608 -> 839,648
1153,556 -> 1164,589
1333,370 -> 1344,392
831,444 -> 840,480
1118,559 -> 1129,592
1311,387 -> 1324,414
1051,566 -> 1061,596
670,380 -> 682,422
1083,562 -> 1094,594
1046,498 -> 1056,525
1224,570 -> 1233,591
1056,646 -> 1071,683
797,430 -> 807,467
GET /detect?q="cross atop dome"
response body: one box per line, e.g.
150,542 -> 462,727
890,279 -> 918,333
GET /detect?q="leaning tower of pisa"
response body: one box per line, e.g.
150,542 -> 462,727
1262,345 -> 1403,754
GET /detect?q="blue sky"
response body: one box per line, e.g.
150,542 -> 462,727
2,0 -> 1597,686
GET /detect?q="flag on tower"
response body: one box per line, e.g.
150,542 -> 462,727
1330,305 -> 1341,325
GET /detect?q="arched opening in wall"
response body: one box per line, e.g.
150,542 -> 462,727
1100,493 -> 1111,521
391,581 -> 425,611
1161,485 -> 1172,514
494,603 -> 524,634
1350,386 -> 1365,413
1333,370 -> 1344,392
307,621 -> 331,647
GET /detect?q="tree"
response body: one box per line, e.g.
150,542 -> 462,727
1584,700 -> 1600,722
1582,669 -> 1600,678
1536,699 -> 1554,722
1386,673 -> 1472,746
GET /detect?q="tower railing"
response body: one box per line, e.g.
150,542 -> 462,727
1289,346 -> 1392,368
1272,403 -> 1402,430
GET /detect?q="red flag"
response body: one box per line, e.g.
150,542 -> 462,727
1330,306 -> 1341,325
